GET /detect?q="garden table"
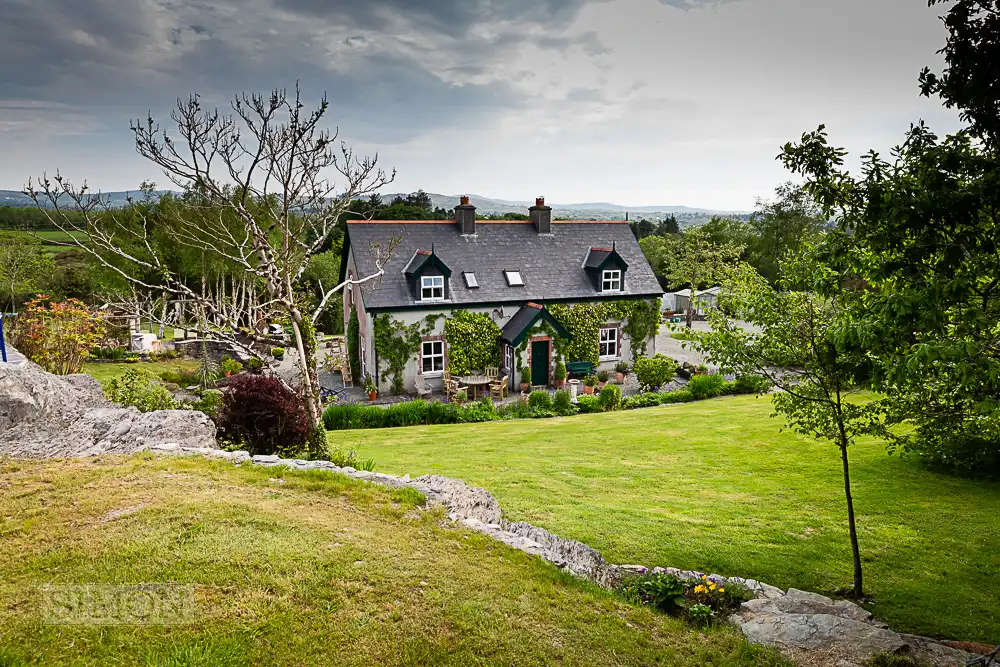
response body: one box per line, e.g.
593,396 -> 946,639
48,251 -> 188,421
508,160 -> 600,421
459,375 -> 491,400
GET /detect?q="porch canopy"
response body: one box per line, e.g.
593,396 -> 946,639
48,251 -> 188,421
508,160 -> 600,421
499,302 -> 572,347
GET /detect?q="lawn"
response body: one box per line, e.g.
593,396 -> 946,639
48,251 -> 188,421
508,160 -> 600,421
329,395 -> 1000,644
81,359 -> 200,384
0,456 -> 787,666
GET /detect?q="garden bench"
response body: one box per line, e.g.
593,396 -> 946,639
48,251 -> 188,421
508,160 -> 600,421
566,361 -> 593,378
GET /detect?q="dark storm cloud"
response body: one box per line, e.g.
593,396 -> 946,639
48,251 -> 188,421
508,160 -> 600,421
0,0 -> 601,141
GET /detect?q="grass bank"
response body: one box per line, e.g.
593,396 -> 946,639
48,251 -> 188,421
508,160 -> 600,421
329,394 -> 1000,643
81,359 -> 200,384
0,456 -> 786,666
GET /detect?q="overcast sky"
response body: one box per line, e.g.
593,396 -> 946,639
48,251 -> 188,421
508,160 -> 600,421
0,0 -> 963,210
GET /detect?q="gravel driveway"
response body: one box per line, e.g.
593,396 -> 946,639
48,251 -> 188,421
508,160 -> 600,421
652,320 -> 759,369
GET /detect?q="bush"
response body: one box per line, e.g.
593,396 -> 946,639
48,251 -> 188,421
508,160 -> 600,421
733,373 -> 772,394
902,420 -> 1000,479
191,388 -> 223,418
217,375 -> 311,457
91,346 -> 127,361
598,384 -> 623,411
633,354 -> 677,389
687,373 -> 726,400
220,357 -> 243,375
576,394 -> 601,414
528,390 -> 552,411
104,369 -> 178,412
245,357 -> 265,373
458,397 -> 497,423
159,368 -> 200,386
597,369 -> 610,383
10,296 -> 105,375
271,347 -> 286,357
552,389 -> 574,415
554,360 -> 567,382
327,448 -> 375,471
498,398 -> 532,420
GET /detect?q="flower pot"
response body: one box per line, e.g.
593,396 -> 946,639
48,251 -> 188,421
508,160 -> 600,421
368,391 -> 378,401
521,383 -> 530,393
583,385 -> 594,395
615,372 -> 625,384
224,370 -> 232,378
597,381 -> 607,390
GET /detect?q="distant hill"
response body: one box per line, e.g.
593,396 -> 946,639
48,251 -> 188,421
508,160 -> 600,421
0,189 -> 171,209
1,188 -> 749,224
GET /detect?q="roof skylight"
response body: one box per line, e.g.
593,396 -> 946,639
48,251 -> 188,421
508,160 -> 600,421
463,272 -> 479,288
504,270 -> 524,286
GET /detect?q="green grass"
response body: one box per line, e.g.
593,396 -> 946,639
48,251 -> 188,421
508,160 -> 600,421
329,395 -> 1000,644
0,456 -> 788,666
81,359 -> 200,384
4,229 -> 87,255
668,331 -> 701,341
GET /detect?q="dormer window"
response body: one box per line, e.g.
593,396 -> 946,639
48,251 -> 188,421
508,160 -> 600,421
602,269 -> 622,292
504,270 -> 524,286
584,244 -> 629,293
421,275 -> 444,301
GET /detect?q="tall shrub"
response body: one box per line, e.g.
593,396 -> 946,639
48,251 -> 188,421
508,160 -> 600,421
443,310 -> 500,376
347,307 -> 360,380
633,354 -> 677,390
217,375 -> 312,457
10,295 -> 104,375
103,368 -> 177,412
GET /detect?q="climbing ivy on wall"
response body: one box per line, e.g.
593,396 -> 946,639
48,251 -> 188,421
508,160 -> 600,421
443,310 -> 501,377
347,308 -> 360,380
548,299 -> 660,364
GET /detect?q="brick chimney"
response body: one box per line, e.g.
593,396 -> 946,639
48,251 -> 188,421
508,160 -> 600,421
455,195 -> 476,235
530,196 -> 552,234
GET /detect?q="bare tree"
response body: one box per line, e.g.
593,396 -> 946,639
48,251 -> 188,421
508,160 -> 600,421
25,85 -> 398,428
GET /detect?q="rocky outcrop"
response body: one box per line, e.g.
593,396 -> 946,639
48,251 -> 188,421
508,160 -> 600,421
0,359 -> 217,458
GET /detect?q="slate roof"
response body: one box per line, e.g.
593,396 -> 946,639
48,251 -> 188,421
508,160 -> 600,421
343,220 -> 663,311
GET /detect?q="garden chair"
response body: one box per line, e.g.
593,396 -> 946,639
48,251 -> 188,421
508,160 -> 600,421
490,374 -> 508,401
485,366 -> 499,380
445,378 -> 467,400
414,375 -> 432,399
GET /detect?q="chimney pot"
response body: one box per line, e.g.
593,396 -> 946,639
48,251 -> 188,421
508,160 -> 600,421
529,195 -> 552,234
460,195 -> 470,206
535,197 -> 545,207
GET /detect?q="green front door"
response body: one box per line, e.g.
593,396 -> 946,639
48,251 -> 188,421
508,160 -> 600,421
530,340 -> 550,387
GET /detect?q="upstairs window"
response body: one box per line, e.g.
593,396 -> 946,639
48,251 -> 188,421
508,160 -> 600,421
602,269 -> 622,292
421,275 -> 444,301
599,326 -> 619,359
463,272 -> 479,288
504,270 -> 524,286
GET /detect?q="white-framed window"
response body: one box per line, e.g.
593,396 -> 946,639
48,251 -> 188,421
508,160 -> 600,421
504,270 -> 524,286
602,269 -> 622,292
421,340 -> 445,375
599,326 -> 619,359
421,275 -> 444,301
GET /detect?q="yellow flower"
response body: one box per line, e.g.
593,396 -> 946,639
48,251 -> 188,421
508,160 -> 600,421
694,585 -> 707,594
708,582 -> 716,589
719,588 -> 725,593
701,575 -> 708,580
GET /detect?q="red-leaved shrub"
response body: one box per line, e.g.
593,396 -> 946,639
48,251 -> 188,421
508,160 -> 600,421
216,375 -> 310,456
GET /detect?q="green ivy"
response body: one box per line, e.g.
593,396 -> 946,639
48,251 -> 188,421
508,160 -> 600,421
549,299 -> 660,364
373,314 -> 424,394
347,308 -> 360,379
443,310 -> 501,376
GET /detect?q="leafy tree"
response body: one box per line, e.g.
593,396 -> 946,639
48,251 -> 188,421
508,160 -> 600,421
747,183 -> 828,284
0,233 -> 55,311
664,227 -> 744,328
638,235 -> 673,290
657,214 -> 680,236
697,260 -> 885,598
778,0 -> 1000,476
630,218 -> 656,240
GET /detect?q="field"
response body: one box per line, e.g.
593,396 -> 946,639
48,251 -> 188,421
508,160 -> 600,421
0,456 -> 787,666
329,395 -> 1000,643
81,359 -> 200,384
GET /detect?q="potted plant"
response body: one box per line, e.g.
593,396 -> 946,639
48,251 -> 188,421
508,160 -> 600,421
583,374 -> 597,395
554,359 -> 567,389
696,363 -> 709,376
220,357 -> 243,378
597,369 -> 610,390
519,364 -> 531,393
364,375 -> 378,401
454,389 -> 468,405
615,361 -> 629,384
272,346 -> 285,361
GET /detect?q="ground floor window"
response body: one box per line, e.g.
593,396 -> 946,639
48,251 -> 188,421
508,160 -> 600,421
422,339 -> 445,374
599,326 -> 619,359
